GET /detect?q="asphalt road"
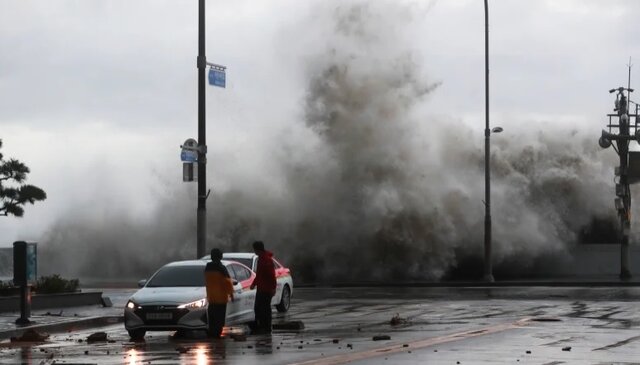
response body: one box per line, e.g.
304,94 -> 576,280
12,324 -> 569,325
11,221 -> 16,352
1,287 -> 640,364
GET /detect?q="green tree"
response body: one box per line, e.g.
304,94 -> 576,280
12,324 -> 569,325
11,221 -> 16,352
0,139 -> 46,217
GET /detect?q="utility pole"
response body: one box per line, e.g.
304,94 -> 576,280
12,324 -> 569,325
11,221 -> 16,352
483,0 -> 494,282
598,62 -> 637,279
197,0 -> 207,259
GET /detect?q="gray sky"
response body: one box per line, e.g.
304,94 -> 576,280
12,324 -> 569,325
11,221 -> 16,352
1,0 -> 638,246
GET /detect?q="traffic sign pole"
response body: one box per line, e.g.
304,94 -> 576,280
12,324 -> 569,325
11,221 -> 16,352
197,0 -> 207,259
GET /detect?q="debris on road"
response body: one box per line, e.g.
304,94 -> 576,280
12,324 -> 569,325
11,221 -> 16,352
530,317 -> 562,322
10,329 -> 49,342
231,333 -> 247,342
86,332 -> 108,343
390,313 -> 408,326
332,339 -> 340,344
562,346 -> 572,351
373,335 -> 391,341
273,321 -> 305,330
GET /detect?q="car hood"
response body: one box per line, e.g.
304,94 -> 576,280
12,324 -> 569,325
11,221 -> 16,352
129,286 -> 206,306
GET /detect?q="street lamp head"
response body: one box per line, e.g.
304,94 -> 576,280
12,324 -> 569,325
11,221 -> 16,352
491,126 -> 503,133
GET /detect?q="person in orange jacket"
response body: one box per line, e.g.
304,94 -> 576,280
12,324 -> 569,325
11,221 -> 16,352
204,248 -> 234,338
250,241 -> 277,334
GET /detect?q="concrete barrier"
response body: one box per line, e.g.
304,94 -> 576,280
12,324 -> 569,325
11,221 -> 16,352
0,291 -> 104,313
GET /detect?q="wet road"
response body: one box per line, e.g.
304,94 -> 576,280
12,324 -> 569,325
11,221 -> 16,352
1,287 -> 640,364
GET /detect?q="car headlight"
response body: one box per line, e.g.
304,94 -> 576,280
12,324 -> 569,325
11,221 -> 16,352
126,300 -> 141,310
177,298 -> 207,309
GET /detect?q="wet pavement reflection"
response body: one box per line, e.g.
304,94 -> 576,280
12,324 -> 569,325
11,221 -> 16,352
2,287 -> 640,364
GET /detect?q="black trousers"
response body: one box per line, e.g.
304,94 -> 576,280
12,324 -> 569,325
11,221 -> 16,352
254,291 -> 273,332
207,303 -> 227,338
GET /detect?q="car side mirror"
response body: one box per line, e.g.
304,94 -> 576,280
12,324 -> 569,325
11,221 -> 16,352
137,279 -> 147,288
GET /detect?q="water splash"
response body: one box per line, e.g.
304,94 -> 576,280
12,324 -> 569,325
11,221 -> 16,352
40,1 -> 619,283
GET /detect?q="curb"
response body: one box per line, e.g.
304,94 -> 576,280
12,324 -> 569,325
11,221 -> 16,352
0,291 -> 105,313
0,315 -> 123,341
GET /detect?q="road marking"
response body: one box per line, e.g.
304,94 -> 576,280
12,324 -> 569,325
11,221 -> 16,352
287,318 -> 531,365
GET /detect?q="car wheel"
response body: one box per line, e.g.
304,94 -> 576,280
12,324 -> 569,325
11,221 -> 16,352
276,285 -> 291,312
128,329 -> 146,340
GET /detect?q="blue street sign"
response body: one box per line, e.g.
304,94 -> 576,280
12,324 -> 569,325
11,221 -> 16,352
209,68 -> 226,88
181,150 -> 197,162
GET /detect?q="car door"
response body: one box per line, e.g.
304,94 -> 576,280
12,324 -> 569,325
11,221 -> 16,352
228,263 -> 254,321
225,265 -> 243,322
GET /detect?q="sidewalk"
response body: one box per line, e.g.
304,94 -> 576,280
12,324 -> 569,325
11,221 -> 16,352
0,288 -> 135,340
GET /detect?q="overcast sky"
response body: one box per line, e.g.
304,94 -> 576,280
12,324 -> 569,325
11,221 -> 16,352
1,0 -> 639,246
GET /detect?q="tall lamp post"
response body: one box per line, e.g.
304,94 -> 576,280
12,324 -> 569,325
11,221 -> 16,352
483,0 -> 502,282
197,0 -> 207,259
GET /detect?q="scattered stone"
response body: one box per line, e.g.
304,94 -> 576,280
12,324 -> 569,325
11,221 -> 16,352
298,346 -> 303,349
434,349 -> 438,352
347,344 -> 353,349
276,346 -> 280,350
373,335 -> 391,341
272,321 -> 305,331
231,333 -> 247,342
332,339 -> 340,344
10,329 -> 49,342
390,313 -> 408,326
77,339 -> 83,343
108,340 -> 116,343
87,332 -> 108,343
85,351 -> 89,355
408,351 -> 412,354
457,362 -> 460,364
247,345 -> 253,349
314,339 -> 322,342
403,344 -> 409,348
562,346 -> 572,352
101,296 -> 113,307
530,317 -> 561,322
526,350 -> 531,354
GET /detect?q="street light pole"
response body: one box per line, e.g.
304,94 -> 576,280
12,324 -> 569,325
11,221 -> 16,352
483,0 -> 495,282
197,0 -> 207,259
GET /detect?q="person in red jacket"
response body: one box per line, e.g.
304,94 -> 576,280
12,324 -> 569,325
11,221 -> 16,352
250,241 -> 276,334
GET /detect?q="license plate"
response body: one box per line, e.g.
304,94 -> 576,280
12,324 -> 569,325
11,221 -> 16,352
146,312 -> 172,320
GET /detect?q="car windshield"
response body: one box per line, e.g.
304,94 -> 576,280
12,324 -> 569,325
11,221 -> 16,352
226,257 -> 253,270
146,265 -> 205,287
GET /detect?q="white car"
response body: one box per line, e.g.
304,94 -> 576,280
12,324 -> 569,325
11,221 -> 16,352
124,259 -> 256,339
200,252 -> 293,312
222,252 -> 293,313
